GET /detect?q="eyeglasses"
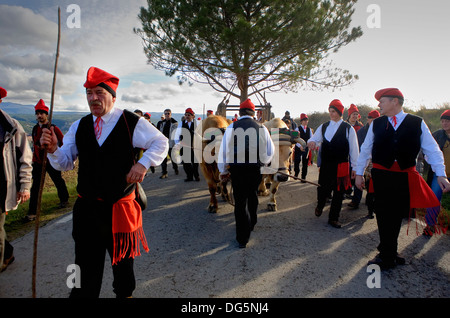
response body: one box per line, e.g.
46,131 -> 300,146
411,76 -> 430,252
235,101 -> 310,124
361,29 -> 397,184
164,113 -> 171,115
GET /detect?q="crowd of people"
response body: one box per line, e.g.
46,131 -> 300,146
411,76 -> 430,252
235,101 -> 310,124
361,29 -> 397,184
1,67 -> 449,296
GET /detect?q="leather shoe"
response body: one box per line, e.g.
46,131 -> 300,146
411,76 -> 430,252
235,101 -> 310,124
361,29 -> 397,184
184,178 -> 193,182
368,254 -> 396,270
315,207 -> 323,217
395,254 -> 406,265
328,220 -> 342,228
347,202 -> 359,210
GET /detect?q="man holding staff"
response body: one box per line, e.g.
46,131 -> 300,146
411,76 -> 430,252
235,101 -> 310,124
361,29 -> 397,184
40,67 -> 168,297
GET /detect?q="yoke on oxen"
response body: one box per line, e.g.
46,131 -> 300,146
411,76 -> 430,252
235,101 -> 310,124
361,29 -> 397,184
258,118 -> 306,211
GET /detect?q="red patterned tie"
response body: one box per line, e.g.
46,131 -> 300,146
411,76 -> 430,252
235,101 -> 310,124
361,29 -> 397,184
392,115 -> 397,128
94,117 -> 103,140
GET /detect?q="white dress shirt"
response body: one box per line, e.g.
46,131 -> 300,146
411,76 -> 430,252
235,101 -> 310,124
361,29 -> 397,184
217,116 -> 275,174
355,110 -> 446,176
308,119 -> 359,168
48,107 -> 169,171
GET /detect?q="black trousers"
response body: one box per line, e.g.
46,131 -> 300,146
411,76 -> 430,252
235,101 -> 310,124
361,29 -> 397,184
371,168 -> 409,261
317,163 -> 344,222
28,161 -> 69,214
294,147 -> 309,179
69,197 -> 135,298
161,148 -> 179,174
181,148 -> 199,180
229,165 -> 262,245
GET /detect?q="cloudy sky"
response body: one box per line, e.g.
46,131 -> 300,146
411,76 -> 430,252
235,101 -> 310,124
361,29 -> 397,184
1,0 -> 449,117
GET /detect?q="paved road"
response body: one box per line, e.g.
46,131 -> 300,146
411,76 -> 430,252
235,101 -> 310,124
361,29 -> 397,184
0,164 -> 449,299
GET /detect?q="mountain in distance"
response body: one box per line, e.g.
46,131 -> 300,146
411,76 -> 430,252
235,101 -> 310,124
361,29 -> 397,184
1,102 -> 227,135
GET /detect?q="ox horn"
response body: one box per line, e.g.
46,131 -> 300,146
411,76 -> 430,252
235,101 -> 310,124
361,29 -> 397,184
293,137 -> 307,148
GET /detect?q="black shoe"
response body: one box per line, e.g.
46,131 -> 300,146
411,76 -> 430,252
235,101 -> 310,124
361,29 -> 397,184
347,202 -> 359,210
58,201 -> 69,209
195,176 -> 200,181
315,207 -> 323,217
22,215 -> 36,223
395,254 -> 406,265
184,178 -> 193,182
174,169 -> 179,175
368,254 -> 396,270
328,220 -> 342,228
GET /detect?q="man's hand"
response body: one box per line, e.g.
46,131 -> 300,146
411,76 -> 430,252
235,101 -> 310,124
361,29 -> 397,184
438,176 -> 450,193
17,191 -> 30,203
40,126 -> 58,153
307,141 -> 316,150
126,162 -> 147,183
355,175 -> 365,191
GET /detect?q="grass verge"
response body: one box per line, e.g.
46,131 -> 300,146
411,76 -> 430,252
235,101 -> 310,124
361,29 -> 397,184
4,165 -> 78,241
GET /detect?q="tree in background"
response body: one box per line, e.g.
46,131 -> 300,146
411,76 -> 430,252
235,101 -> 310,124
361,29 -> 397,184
135,0 -> 362,103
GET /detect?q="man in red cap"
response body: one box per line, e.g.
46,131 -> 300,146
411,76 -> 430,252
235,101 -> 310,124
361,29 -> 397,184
356,88 -> 450,269
348,109 -> 380,216
174,107 -> 200,181
218,98 -> 275,248
294,113 -> 314,181
40,67 -> 169,297
347,104 -> 363,133
24,100 -> 69,222
0,86 -> 32,272
307,99 -> 359,228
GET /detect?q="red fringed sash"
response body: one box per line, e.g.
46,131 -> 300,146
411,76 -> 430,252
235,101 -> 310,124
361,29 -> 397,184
336,161 -> 351,191
372,162 -> 447,235
112,191 -> 149,265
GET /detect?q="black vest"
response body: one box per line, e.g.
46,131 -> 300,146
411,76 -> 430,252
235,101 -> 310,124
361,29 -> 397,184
230,117 -> 262,167
372,114 -> 422,170
75,110 -> 140,203
299,126 -> 311,143
321,121 -> 351,165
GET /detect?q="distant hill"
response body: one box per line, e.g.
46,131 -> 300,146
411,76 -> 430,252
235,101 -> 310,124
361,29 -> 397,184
1,102 -> 224,135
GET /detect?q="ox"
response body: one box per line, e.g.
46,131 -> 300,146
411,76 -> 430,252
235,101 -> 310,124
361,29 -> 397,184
195,115 -> 232,213
258,118 -> 306,211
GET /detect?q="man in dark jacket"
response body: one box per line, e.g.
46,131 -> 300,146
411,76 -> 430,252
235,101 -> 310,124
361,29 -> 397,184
25,99 -> 69,222
156,108 -> 179,179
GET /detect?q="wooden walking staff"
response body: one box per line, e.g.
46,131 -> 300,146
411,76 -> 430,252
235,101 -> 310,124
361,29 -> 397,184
32,7 -> 61,298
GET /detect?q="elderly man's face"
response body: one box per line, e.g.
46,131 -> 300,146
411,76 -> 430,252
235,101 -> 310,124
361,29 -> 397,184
86,86 -> 116,117
378,97 -> 398,117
